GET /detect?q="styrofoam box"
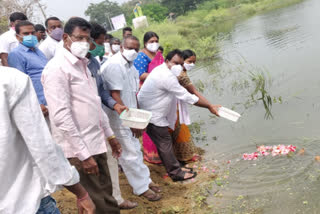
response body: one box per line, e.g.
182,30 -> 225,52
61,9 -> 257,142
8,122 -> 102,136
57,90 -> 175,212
120,108 -> 152,129
218,107 -> 241,122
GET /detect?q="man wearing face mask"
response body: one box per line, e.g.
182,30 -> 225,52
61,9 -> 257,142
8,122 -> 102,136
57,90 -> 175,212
41,17 -> 120,214
138,49 -> 220,182
8,21 -> 49,118
0,12 -> 28,66
100,36 -> 162,202
39,17 -> 64,60
110,38 -> 121,56
88,22 -> 138,210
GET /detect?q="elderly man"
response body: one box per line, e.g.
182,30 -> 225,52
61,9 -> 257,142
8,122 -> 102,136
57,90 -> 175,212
101,36 -> 161,201
42,17 -> 121,214
87,22 -> 138,210
0,66 -> 95,214
8,21 -> 49,117
39,17 -> 63,60
138,49 -> 220,182
0,12 -> 27,66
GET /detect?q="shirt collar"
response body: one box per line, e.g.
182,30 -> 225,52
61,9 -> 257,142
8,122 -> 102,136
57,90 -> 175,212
119,52 -> 132,67
62,47 -> 89,65
18,43 -> 36,52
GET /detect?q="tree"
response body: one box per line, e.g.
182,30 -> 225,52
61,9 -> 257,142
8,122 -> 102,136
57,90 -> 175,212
160,0 -> 206,15
85,0 -> 123,31
142,4 -> 168,22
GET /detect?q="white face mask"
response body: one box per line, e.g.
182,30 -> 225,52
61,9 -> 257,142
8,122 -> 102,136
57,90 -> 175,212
171,64 -> 183,76
122,48 -> 138,62
104,43 -> 111,53
68,36 -> 89,59
112,44 -> 120,53
146,42 -> 160,53
184,62 -> 195,71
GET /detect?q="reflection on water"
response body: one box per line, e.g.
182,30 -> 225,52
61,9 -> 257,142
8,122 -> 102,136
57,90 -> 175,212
188,0 -> 320,213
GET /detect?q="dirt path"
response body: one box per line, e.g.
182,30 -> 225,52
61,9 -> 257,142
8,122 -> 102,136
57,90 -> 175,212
53,161 -> 217,214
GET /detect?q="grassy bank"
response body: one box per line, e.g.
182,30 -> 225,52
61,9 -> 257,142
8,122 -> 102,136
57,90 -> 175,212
113,0 -> 303,59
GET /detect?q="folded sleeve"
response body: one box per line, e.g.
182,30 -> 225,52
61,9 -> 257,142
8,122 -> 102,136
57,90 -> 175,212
11,75 -> 79,187
42,66 -> 91,161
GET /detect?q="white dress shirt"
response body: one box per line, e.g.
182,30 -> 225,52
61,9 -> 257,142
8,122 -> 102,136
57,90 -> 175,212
42,48 -> 114,161
39,35 -> 59,60
138,63 -> 199,129
0,66 -> 79,214
0,28 -> 19,54
100,52 -> 139,128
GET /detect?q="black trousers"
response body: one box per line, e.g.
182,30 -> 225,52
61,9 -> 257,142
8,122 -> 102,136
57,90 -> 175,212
146,123 -> 184,180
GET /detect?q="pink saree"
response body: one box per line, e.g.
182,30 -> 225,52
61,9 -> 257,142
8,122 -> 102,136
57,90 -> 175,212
142,51 -> 164,164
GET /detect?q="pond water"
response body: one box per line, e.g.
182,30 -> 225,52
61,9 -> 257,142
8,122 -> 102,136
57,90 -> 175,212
189,0 -> 320,213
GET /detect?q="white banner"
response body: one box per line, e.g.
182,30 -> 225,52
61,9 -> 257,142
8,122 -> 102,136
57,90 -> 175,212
111,14 -> 127,30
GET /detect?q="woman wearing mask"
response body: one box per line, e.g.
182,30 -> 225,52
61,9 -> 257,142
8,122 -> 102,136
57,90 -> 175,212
134,31 -> 164,164
172,49 -> 220,163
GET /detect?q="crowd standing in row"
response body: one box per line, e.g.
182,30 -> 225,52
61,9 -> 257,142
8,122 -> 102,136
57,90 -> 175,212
0,12 -> 220,214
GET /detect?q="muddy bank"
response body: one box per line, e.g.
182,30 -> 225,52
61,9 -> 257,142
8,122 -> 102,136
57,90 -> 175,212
53,161 -> 218,214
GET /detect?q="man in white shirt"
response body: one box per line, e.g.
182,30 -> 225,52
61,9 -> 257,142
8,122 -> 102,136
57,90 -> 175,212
0,66 -> 95,214
39,17 -> 63,60
0,12 -> 27,66
138,49 -> 220,182
101,36 -> 162,201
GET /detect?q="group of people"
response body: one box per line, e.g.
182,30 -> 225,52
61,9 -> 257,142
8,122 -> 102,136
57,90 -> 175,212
0,12 -> 220,214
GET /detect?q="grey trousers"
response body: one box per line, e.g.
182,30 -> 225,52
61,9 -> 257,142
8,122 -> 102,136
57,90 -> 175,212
146,123 -> 184,180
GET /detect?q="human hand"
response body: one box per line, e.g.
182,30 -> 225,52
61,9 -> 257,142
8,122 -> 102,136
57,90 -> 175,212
130,128 -> 143,138
81,157 -> 99,176
114,103 -> 128,115
209,104 -> 221,116
40,104 -> 49,117
108,138 -> 122,158
77,193 -> 96,214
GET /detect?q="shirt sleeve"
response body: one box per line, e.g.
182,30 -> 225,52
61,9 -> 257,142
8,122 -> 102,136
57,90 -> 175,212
11,74 -> 79,187
101,111 -> 114,138
8,51 -> 26,74
101,63 -> 124,91
0,33 -> 10,54
96,74 -> 117,109
134,52 -> 149,77
42,66 -> 91,161
162,74 -> 199,105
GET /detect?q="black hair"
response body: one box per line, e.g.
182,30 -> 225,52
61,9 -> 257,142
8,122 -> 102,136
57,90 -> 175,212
165,49 -> 183,61
90,22 -> 106,40
122,26 -> 132,35
122,35 -> 139,45
45,17 -> 61,28
64,17 -> 91,35
182,49 -> 196,60
143,31 -> 159,46
35,24 -> 45,32
105,34 -> 113,40
158,46 -> 164,52
9,12 -> 27,23
110,37 -> 120,45
15,20 -> 34,35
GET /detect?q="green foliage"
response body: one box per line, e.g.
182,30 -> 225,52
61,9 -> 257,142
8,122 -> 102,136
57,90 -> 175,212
85,0 -> 123,31
142,4 -> 169,22
160,0 -> 207,15
0,16 -> 8,34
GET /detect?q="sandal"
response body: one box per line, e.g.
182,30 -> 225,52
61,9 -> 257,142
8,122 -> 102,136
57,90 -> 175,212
149,183 -> 162,193
173,171 -> 197,182
119,200 -> 138,210
140,189 -> 162,201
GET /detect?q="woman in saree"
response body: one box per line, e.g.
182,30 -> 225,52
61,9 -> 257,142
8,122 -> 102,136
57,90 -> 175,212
134,31 -> 164,164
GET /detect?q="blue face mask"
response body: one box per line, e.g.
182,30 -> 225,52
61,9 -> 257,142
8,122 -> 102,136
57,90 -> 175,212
22,35 -> 38,48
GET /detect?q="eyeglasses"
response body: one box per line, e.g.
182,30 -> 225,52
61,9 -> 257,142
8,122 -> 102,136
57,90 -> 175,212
70,34 -> 92,43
